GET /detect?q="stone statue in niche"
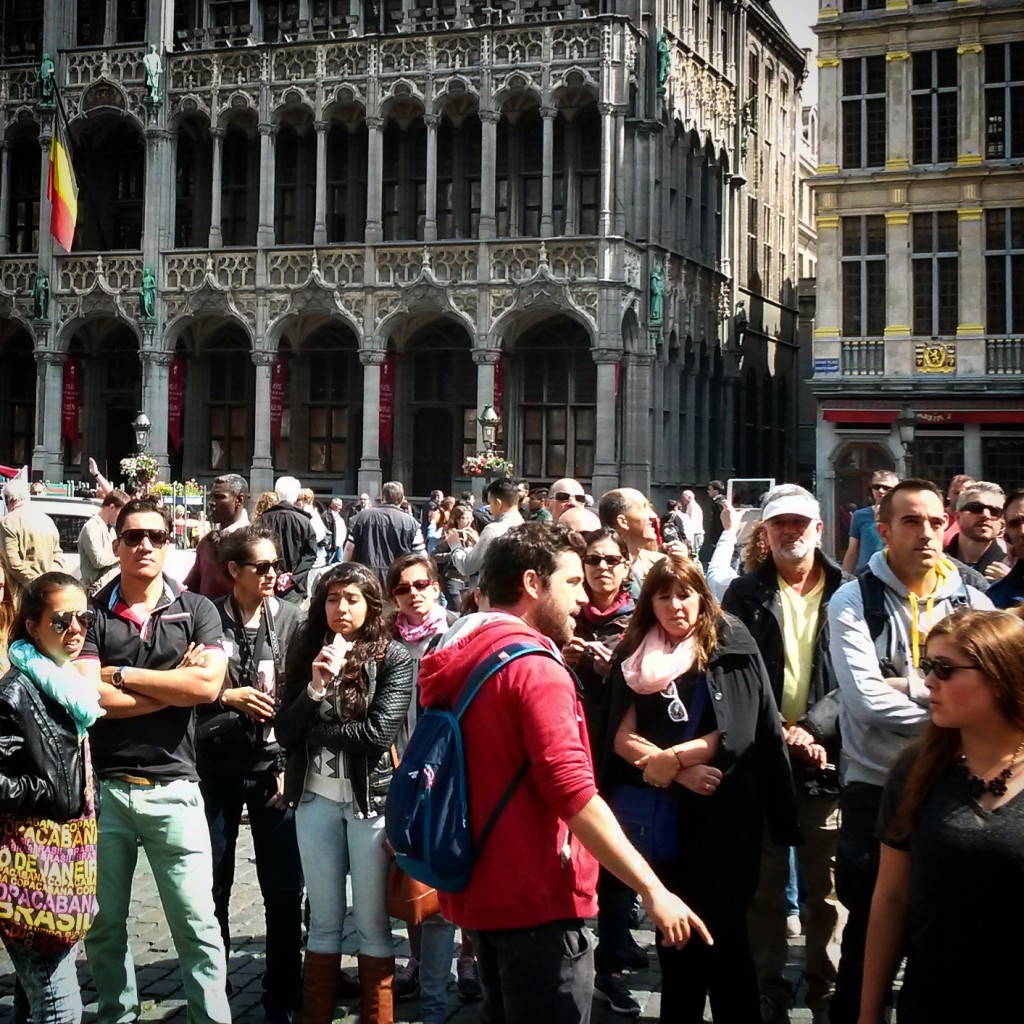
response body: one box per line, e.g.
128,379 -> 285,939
143,45 -> 162,103
140,267 -> 156,319
32,272 -> 50,320
650,263 -> 664,324
38,53 -> 55,103
657,33 -> 671,93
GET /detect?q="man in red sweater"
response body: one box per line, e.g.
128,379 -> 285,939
417,521 -> 711,1023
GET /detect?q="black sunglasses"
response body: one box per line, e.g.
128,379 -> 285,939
552,491 -> 586,504
919,657 -> 980,681
50,609 -> 96,634
960,501 -> 1004,518
392,579 -> 436,597
119,528 -> 170,547
242,559 -> 284,576
871,484 -> 892,492
583,554 -> 626,568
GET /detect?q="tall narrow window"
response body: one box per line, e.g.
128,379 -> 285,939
382,115 -> 427,242
985,208 -> 1024,335
912,212 -> 958,336
116,0 -> 146,41
7,134 -> 39,254
307,343 -> 358,475
912,50 -> 958,165
841,215 -> 886,337
221,123 -> 258,246
208,336 -> 253,471
746,195 -> 759,291
985,42 -> 1024,160
326,119 -> 368,243
77,0 -> 105,44
842,56 -> 886,169
275,120 -> 316,244
437,111 -> 482,240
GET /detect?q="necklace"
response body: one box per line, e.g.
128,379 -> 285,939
959,736 -> 1024,799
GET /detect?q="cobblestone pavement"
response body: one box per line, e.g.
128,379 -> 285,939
1,825 -> 821,1023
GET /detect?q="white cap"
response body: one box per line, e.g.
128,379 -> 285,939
761,493 -> 821,522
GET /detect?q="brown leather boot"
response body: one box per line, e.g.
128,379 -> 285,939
301,950 -> 341,1024
358,955 -> 395,1024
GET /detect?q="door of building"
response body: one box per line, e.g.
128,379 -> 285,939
412,407 -> 454,497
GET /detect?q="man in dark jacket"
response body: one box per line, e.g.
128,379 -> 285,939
722,485 -> 849,1024
989,488 -> 1024,609
344,480 -> 424,584
258,476 -> 317,604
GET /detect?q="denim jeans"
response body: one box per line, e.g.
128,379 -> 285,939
471,919 -> 594,1024
594,876 -> 635,976
294,790 -> 392,957
419,914 -> 457,1022
85,777 -> 231,1024
3,939 -> 82,1024
201,770 -> 303,1015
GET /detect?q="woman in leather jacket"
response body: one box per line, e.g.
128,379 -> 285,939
276,562 -> 412,1024
0,572 -> 103,1024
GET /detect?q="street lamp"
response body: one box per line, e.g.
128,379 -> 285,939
132,412 -> 151,453
479,404 -> 499,450
896,406 -> 915,477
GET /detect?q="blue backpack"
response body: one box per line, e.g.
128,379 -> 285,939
384,641 -> 559,893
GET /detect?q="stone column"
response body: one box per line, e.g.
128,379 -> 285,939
257,121 -> 277,248
313,119 -> 329,245
251,349 -> 275,498
599,102 -> 615,237
816,58 -> 841,172
885,50 -> 910,171
479,110 -> 499,239
614,108 -> 626,236
34,348 -> 65,482
142,126 -> 172,262
471,348 -> 500,503
357,349 -> 384,497
208,126 -> 224,248
957,44 -> 983,166
814,215 -> 841,339
365,116 -> 384,243
620,352 -> 653,491
424,113 -> 440,242
141,348 -> 172,482
0,140 -> 10,254
540,107 -> 556,236
591,349 -> 620,496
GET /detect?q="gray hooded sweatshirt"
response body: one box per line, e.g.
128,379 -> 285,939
827,550 -> 992,788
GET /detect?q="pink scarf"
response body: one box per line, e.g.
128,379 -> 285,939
621,625 -> 698,695
396,602 -> 449,645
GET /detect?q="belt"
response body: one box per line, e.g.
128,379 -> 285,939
112,774 -> 157,787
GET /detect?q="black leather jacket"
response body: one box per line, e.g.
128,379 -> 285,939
276,640 -> 414,816
0,667 -> 88,820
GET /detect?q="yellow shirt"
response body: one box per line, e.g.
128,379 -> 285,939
778,571 -> 826,726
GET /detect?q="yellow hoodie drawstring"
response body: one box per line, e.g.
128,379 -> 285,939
884,553 -> 954,669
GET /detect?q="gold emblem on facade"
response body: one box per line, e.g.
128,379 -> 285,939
915,343 -> 956,373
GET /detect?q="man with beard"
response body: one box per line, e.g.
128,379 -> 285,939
722,486 -> 850,1024
945,480 -> 1010,580
416,522 -> 712,1024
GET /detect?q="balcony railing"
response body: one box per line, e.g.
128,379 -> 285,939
841,340 -> 885,376
986,338 -> 1024,375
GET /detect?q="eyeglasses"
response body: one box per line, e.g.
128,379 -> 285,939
119,528 -> 170,547
241,560 -> 284,576
583,554 -> 626,568
662,681 -> 689,723
871,484 -> 892,492
392,579 -> 436,597
50,609 -> 96,634
959,501 -> 1004,518
920,657 -> 981,681
1006,515 -> 1024,530
552,491 -> 586,504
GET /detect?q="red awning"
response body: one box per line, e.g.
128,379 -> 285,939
822,409 -> 1024,425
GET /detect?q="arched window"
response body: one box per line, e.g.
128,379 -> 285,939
553,99 -> 600,236
275,116 -> 316,244
326,116 -> 367,243
73,118 -> 144,250
221,121 -> 258,246
437,107 -> 481,240
382,109 -> 426,241
496,101 -> 543,237
174,119 -> 211,248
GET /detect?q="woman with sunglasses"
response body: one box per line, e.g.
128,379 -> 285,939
0,572 -> 103,1024
276,563 -> 413,1024
598,554 -> 799,1024
432,504 -> 478,613
859,608 -> 1024,1024
195,526 -> 304,1024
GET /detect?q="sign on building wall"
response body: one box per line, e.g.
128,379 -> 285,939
168,355 -> 185,451
61,355 -> 80,450
271,354 -> 288,448
379,352 -> 395,456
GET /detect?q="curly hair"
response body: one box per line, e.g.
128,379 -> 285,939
283,562 -> 388,720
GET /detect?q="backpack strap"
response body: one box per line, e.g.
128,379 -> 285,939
857,568 -> 889,644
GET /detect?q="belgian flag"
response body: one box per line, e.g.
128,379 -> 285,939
47,113 -> 78,252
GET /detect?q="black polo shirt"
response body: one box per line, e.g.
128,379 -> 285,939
81,576 -> 226,782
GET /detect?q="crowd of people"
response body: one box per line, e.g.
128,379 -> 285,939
1,466 -> 1023,1024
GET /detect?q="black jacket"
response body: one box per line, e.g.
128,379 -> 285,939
721,551 -> 850,763
0,668 -> 88,820
598,615 -> 801,911
276,640 -> 414,816
259,502 -> 317,594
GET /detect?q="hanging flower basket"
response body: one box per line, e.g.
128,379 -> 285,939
120,452 -> 160,489
462,451 -> 514,477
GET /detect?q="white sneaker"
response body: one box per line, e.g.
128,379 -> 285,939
786,913 -> 802,937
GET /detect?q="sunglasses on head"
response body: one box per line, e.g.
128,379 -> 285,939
583,554 -> 626,568
553,491 -> 586,504
392,579 -> 435,597
119,528 -> 170,548
960,501 -> 1004,518
50,609 -> 96,634
919,657 -> 980,681
242,559 -> 284,576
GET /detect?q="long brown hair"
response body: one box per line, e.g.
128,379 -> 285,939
0,563 -> 17,665
889,609 -> 1024,840
618,552 -> 719,670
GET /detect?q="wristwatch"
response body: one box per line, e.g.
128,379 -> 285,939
112,666 -> 130,690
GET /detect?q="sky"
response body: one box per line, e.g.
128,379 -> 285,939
774,0 -> 821,105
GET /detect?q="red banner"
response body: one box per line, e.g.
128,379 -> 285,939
270,353 -> 288,448
61,355 -> 80,449
493,356 -> 503,422
167,355 -> 185,451
379,352 -> 395,456
614,360 -> 621,402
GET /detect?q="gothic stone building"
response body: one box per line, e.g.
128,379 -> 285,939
0,0 -> 804,500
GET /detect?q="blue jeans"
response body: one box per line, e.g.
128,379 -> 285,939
295,790 -> 392,957
419,914 -> 457,1022
201,770 -> 303,1014
3,940 -> 82,1024
85,777 -> 231,1024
